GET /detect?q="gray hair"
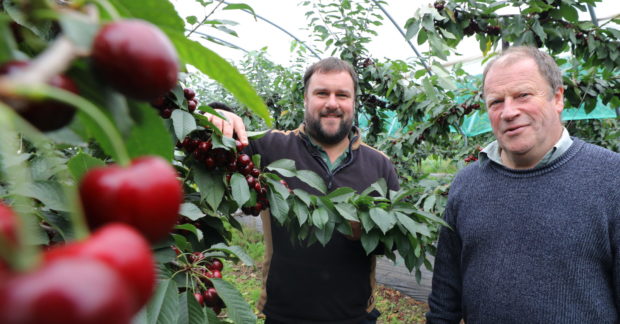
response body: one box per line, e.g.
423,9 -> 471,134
482,46 -> 563,98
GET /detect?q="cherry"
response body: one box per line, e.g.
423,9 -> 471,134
0,201 -> 18,246
193,293 -> 204,306
237,154 -> 251,166
203,288 -> 220,307
160,108 -> 173,119
91,19 -> 179,101
207,258 -> 224,272
246,176 -> 256,187
44,224 -> 156,311
205,156 -> 216,170
0,258 -> 134,324
198,141 -> 212,153
254,182 -> 262,192
0,60 -> 78,131
187,99 -> 197,112
235,140 -> 245,152
250,168 -> 260,178
183,88 -> 196,100
79,156 -> 183,242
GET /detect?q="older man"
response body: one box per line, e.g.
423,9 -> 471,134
426,46 -> 620,323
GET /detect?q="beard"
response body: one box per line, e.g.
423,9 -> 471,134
304,109 -> 353,145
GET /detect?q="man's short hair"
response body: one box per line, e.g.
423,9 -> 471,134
303,57 -> 358,98
482,46 -> 563,98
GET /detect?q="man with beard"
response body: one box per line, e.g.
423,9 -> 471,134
205,57 -> 399,324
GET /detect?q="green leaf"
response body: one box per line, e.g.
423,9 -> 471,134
246,129 -> 269,140
167,36 -> 272,126
559,4 -> 579,22
171,109 -> 197,141
265,177 -> 290,200
146,278 -> 179,324
293,198 -> 310,225
179,203 -> 204,221
296,170 -> 326,194
125,103 -> 174,161
314,221 -> 335,246
178,291 -> 206,324
208,243 -> 254,266
369,207 -> 396,234
211,279 -> 257,324
185,16 -> 198,25
107,0 -> 185,34
66,152 -> 105,181
334,203 -> 358,222
361,230 -> 380,255
230,173 -> 250,207
326,187 -> 356,202
292,189 -> 312,206
267,190 -> 289,225
395,212 -> 431,237
0,16 -> 18,62
359,210 -> 374,232
16,181 -> 69,211
174,223 -> 203,242
311,208 -> 329,228
194,168 -> 225,211
361,178 -> 387,197
265,159 -> 297,177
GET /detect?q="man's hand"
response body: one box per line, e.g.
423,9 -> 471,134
204,109 -> 248,146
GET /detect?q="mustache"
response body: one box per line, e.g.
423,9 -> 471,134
319,108 -> 343,117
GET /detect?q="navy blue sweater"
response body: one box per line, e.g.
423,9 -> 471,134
427,138 -> 620,323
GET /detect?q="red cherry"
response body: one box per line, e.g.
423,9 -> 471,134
91,20 -> 179,101
43,224 -> 156,311
250,168 -> 260,178
237,154 -> 251,166
79,156 -> 183,242
203,288 -> 220,307
246,176 -> 256,187
204,156 -> 216,170
0,60 -> 78,131
198,141 -> 212,153
160,108 -> 172,119
183,88 -> 196,100
235,140 -> 244,152
193,293 -> 204,306
0,201 -> 18,246
207,259 -> 224,272
0,258 -> 134,324
254,182 -> 262,192
187,99 -> 197,112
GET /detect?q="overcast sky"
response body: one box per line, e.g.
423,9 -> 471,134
173,0 -> 620,71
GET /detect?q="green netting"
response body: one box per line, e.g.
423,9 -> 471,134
359,100 -> 618,137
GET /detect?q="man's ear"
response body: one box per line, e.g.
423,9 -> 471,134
553,87 -> 565,114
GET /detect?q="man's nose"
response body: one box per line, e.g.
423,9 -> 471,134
326,94 -> 338,107
501,97 -> 520,120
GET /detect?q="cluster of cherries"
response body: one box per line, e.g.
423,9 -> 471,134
151,87 -> 199,118
177,133 -> 270,216
171,247 -> 226,314
464,146 -> 483,163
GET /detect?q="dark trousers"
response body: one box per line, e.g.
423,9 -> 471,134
265,309 -> 381,324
